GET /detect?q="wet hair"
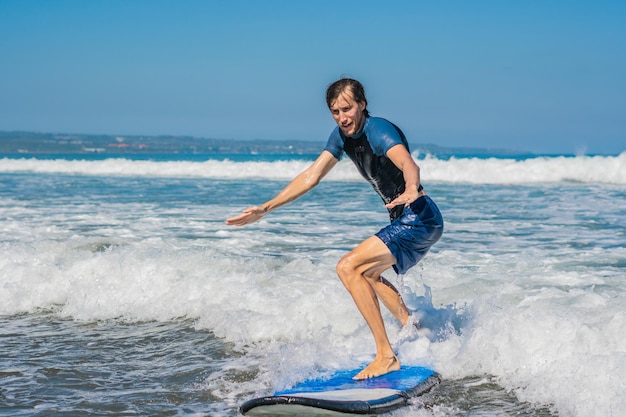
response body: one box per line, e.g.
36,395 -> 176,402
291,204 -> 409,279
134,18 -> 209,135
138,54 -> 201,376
325,78 -> 370,117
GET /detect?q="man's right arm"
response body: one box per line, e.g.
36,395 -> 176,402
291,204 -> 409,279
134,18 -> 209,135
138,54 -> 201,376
225,150 -> 338,226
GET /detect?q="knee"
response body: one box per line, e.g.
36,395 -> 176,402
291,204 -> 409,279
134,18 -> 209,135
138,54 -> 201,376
336,255 -> 357,288
336,255 -> 378,289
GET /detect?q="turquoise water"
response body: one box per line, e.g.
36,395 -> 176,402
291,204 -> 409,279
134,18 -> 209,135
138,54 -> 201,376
1,152 -> 625,416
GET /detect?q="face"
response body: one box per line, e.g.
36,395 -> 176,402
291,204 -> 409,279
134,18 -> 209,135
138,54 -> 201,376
329,90 -> 366,137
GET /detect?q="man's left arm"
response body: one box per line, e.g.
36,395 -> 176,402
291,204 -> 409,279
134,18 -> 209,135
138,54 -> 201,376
384,144 -> 422,209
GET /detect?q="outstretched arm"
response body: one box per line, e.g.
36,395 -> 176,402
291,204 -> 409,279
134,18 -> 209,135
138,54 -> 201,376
384,144 -> 423,210
226,150 -> 338,226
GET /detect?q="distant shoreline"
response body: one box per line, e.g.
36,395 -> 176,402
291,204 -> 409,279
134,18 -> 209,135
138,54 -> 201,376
0,130 -> 541,158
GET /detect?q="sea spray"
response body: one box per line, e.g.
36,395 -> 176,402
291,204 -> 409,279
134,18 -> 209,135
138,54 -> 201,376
1,155 -> 624,416
1,152 -> 625,184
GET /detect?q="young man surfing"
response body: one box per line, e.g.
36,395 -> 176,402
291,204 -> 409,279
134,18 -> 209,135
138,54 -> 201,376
226,78 -> 443,379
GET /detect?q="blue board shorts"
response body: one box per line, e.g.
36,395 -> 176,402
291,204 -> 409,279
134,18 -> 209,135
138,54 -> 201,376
375,195 -> 444,275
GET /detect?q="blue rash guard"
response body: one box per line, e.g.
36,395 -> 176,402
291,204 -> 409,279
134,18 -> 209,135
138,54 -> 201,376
324,116 -> 443,274
324,117 -> 422,222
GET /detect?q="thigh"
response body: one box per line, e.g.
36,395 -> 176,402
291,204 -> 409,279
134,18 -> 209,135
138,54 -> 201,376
375,196 -> 444,274
341,235 -> 397,279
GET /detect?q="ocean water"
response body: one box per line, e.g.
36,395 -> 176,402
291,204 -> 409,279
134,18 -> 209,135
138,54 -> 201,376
1,151 -> 625,416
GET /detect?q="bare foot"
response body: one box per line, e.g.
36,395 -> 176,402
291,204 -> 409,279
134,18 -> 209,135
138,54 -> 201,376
353,355 -> 401,380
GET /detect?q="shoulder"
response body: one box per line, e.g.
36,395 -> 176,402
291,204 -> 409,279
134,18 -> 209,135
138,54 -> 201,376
323,126 -> 344,160
366,117 -> 403,138
366,117 -> 395,130
364,117 -> 407,154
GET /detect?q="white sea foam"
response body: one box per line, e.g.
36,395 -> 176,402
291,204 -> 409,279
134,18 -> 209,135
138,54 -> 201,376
1,152 -> 625,184
423,152 -> 626,185
1,169 -> 624,416
2,231 -> 623,416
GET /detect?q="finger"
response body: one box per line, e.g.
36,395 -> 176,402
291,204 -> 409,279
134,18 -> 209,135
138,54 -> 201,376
385,197 -> 413,209
226,213 -> 249,225
225,217 -> 242,225
227,209 -> 262,225
384,201 -> 399,209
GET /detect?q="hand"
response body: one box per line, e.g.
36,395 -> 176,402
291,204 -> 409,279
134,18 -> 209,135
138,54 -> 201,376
385,187 -> 420,209
225,206 -> 267,226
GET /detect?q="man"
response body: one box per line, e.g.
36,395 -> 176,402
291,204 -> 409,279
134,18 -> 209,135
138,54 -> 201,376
226,78 -> 443,379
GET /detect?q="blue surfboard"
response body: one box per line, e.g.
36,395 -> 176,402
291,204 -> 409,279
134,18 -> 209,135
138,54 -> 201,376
240,366 -> 440,416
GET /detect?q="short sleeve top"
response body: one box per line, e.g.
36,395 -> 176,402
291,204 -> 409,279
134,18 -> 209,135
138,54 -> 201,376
324,117 -> 415,221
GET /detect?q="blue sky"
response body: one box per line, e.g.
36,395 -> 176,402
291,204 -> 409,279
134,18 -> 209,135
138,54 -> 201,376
1,1 -> 624,154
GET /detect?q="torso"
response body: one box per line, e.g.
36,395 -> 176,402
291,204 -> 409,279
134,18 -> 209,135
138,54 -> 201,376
324,117 -> 419,221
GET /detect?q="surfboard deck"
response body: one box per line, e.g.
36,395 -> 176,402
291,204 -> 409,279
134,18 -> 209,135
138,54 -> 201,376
240,365 -> 440,416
